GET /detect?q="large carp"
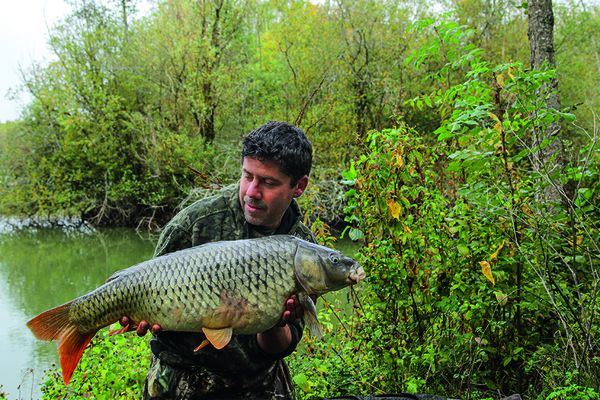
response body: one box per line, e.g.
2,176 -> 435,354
27,235 -> 365,384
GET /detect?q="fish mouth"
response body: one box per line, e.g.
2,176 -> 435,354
348,266 -> 366,284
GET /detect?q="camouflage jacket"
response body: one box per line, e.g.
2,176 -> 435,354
153,183 -> 314,257
146,183 -> 314,399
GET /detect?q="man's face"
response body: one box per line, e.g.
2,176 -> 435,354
239,157 -> 308,230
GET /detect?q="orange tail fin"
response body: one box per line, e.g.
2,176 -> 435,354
27,302 -> 96,385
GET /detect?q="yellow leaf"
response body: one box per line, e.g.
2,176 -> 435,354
496,73 -> 505,87
489,241 -> 505,262
479,261 -> 495,285
508,67 -> 515,80
386,199 -> 402,220
393,147 -> 404,168
489,112 -> 500,122
396,154 -> 404,168
403,225 -> 412,234
493,121 -> 502,133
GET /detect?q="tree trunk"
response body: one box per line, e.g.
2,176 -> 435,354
120,0 -> 129,39
528,0 -> 563,203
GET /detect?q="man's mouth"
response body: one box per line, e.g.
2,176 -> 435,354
244,198 -> 265,213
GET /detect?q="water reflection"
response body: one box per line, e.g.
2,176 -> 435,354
0,225 -> 154,399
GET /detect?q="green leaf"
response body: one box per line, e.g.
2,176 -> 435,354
447,161 -> 462,172
341,162 -> 357,182
436,128 -> 455,141
558,111 -> 577,122
348,228 -> 365,241
457,244 -> 469,255
293,373 -> 310,392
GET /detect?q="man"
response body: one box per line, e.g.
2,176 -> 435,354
122,121 -> 315,399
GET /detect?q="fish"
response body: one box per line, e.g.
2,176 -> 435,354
26,234 -> 365,384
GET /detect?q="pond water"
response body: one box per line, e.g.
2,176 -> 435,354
0,221 -> 361,399
0,222 -> 155,399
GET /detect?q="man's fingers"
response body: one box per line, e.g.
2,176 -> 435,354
279,310 -> 292,326
279,294 -> 307,326
120,315 -> 140,330
130,321 -> 161,336
151,324 -> 162,334
284,295 -> 305,320
136,320 -> 150,336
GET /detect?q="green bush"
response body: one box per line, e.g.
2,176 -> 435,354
41,327 -> 149,399
20,10 -> 600,400
289,17 -> 599,399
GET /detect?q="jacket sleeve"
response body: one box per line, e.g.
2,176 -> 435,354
249,317 -> 305,362
153,222 -> 192,257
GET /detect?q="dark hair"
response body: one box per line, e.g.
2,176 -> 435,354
242,121 -> 312,184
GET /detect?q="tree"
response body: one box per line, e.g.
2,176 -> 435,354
528,0 -> 563,202
140,0 -> 248,142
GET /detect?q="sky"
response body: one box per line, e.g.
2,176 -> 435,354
0,0 -> 72,123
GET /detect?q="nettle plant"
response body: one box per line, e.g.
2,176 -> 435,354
339,17 -> 598,397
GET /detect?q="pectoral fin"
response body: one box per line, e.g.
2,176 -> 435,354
201,327 -> 233,349
299,294 -> 323,338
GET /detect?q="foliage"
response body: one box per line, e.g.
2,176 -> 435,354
553,1 -> 600,136
1,0 -> 599,229
1,1 -> 599,398
0,1 -> 240,227
40,327 -> 149,399
544,372 -> 600,400
289,16 -> 599,399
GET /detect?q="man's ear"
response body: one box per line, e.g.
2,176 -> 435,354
293,175 -> 309,198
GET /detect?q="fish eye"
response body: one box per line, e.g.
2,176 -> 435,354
329,254 -> 340,263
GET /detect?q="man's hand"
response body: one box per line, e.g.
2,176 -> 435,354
119,316 -> 162,337
279,294 -> 304,326
257,294 -> 305,355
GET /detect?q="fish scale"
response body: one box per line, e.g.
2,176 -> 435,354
27,235 -> 365,385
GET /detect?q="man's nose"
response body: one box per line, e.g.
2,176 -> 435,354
246,179 -> 261,199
